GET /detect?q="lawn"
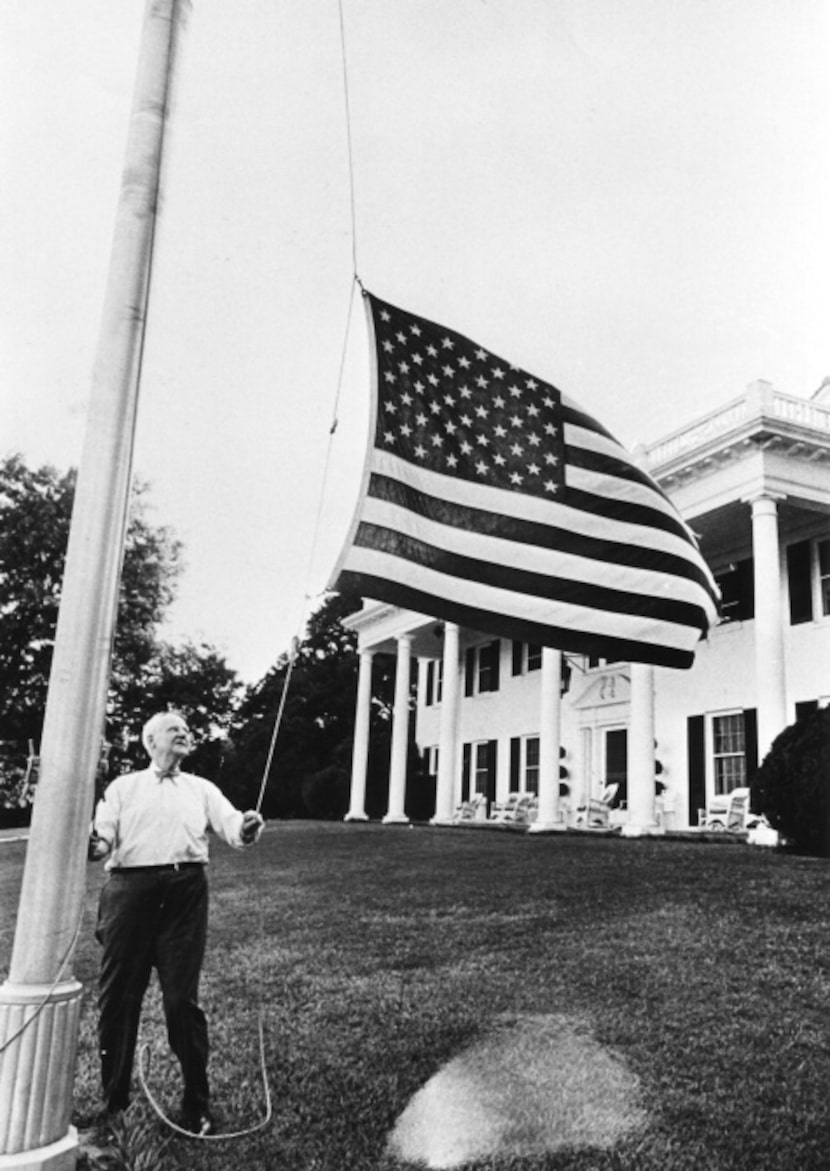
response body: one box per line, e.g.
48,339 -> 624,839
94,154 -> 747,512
2,822 -> 830,1170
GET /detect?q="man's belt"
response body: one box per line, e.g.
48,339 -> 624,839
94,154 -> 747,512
111,862 -> 205,873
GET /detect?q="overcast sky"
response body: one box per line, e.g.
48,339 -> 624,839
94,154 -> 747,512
2,0 -> 829,683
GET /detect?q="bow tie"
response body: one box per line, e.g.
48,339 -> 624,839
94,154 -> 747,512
157,768 -> 180,781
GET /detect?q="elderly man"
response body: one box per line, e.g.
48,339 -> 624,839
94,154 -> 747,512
89,710 -> 264,1135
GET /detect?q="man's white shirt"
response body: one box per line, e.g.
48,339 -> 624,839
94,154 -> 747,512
94,768 -> 248,868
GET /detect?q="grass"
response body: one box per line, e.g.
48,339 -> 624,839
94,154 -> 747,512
2,822 -> 830,1169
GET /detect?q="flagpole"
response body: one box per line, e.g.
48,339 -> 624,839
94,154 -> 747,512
0,3 -> 186,1165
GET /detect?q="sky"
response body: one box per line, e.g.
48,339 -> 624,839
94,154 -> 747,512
2,0 -> 829,684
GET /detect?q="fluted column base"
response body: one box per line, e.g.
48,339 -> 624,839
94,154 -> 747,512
0,981 -> 82,1165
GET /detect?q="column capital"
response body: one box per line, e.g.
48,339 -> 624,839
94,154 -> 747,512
741,491 -> 786,509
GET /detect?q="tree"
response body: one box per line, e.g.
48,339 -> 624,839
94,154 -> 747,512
104,639 -> 243,786
227,590 -> 398,819
752,707 -> 830,855
0,455 -> 182,742
0,455 -> 240,807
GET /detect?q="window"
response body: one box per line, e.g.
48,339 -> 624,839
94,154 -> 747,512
464,640 -> 501,696
712,713 -> 746,795
464,739 -> 497,804
524,736 -> 540,795
715,559 -> 754,622
424,745 -> 439,776
820,540 -> 830,617
511,641 -> 542,674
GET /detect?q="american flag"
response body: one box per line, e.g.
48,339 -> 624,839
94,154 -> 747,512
332,291 -> 720,668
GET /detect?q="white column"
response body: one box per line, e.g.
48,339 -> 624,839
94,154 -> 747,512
749,494 -> 788,759
345,650 -> 374,821
383,635 -> 412,824
0,5 -> 186,1166
530,648 -> 565,832
622,662 -> 658,837
432,623 -> 460,823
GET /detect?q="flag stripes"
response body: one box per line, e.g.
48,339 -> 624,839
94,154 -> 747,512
332,291 -> 720,668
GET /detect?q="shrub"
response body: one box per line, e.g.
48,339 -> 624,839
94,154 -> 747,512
752,707 -> 830,855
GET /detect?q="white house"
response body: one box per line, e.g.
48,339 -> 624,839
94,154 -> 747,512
343,379 -> 830,832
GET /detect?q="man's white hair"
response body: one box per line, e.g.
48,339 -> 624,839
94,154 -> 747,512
142,711 -> 186,755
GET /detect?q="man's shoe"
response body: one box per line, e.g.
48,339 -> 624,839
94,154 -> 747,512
180,1110 -> 215,1137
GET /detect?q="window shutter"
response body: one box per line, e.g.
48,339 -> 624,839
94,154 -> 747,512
687,715 -> 706,826
464,648 -> 475,696
787,541 -> 813,625
462,742 -> 471,803
489,640 -> 501,692
743,708 -> 758,785
425,660 -> 435,706
512,640 -> 523,676
510,737 -> 520,792
796,700 -> 819,722
486,740 -> 498,807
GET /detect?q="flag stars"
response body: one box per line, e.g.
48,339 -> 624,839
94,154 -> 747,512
372,299 -> 566,504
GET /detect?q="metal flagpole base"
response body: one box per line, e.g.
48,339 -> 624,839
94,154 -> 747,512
0,981 -> 83,1168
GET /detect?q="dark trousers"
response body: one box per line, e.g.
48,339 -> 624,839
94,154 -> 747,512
96,866 -> 209,1114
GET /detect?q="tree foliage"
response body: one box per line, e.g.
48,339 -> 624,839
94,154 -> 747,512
226,590 -> 399,819
752,707 -> 830,855
0,455 -> 240,811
